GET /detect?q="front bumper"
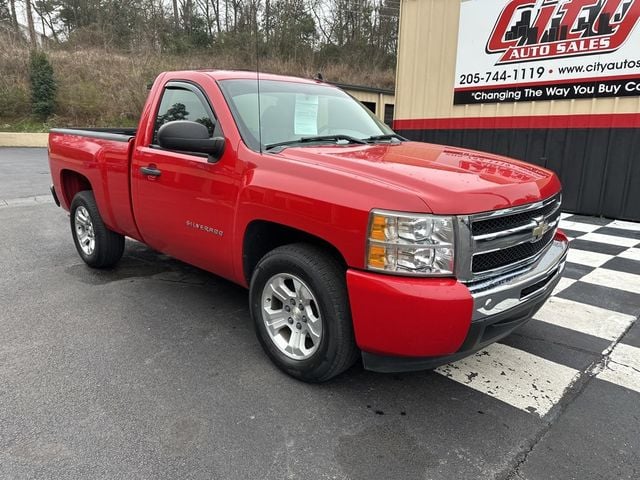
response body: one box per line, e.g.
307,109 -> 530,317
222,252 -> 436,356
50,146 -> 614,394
347,231 -> 569,373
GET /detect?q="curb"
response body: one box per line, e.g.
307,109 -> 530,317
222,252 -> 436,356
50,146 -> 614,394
0,195 -> 53,208
0,132 -> 48,147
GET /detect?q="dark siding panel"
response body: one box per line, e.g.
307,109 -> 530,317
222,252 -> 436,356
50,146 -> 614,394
563,129 -> 591,215
397,127 -> 639,222
580,129 -> 610,216
527,129 -> 548,168
448,130 -> 466,151
493,130 -> 512,158
534,130 -> 568,176
477,129 -> 496,155
622,134 -> 640,220
625,130 -> 640,220
605,128 -> 640,221
510,130 -> 529,163
461,129 -> 481,151
601,131 -> 627,219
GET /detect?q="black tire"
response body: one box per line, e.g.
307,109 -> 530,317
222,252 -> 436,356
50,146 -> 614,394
249,243 -> 359,382
70,190 -> 125,268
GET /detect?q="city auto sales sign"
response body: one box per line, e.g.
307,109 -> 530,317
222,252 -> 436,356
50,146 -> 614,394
454,0 -> 640,104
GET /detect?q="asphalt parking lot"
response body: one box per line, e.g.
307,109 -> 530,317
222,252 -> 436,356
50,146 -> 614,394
1,147 -> 639,480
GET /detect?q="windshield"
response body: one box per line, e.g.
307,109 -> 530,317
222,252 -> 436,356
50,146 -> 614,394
218,79 -> 395,152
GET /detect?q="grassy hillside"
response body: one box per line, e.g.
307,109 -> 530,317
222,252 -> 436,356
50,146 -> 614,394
0,46 -> 395,130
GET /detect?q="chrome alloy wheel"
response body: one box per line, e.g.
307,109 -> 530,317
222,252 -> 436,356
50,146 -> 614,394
261,273 -> 323,360
74,206 -> 96,256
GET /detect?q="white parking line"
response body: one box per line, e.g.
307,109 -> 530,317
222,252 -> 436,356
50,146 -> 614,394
533,297 -> 635,342
597,343 -> 640,394
581,269 -> 640,295
559,221 -> 601,233
620,248 -> 640,262
0,195 -> 53,207
579,232 -> 639,248
552,277 -> 576,295
610,220 -> 640,232
436,343 -> 579,417
566,249 -> 613,268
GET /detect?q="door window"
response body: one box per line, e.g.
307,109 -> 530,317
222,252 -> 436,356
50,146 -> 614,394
153,86 -> 221,144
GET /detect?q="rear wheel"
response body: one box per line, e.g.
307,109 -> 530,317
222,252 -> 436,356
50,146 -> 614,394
70,190 -> 124,268
249,244 -> 359,382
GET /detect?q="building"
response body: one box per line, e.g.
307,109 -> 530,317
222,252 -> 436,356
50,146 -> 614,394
393,0 -> 640,221
336,83 -> 396,127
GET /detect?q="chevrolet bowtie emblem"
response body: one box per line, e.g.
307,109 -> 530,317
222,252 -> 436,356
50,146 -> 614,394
531,215 -> 549,243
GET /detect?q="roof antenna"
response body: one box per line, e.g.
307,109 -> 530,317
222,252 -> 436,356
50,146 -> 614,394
255,10 -> 263,154
315,72 -> 324,81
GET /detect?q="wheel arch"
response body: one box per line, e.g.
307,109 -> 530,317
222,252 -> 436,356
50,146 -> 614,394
242,220 -> 348,285
60,169 -> 92,207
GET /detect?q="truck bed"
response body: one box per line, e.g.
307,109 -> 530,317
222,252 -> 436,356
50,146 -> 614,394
48,128 -> 139,239
50,127 -> 137,142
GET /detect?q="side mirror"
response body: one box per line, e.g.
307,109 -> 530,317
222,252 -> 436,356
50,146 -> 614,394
157,120 -> 225,162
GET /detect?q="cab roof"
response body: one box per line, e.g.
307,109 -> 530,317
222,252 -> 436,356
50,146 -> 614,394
198,69 -> 330,86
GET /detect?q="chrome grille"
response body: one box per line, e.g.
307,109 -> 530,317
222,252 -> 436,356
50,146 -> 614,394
472,228 -> 555,273
455,193 -> 562,282
471,199 -> 561,236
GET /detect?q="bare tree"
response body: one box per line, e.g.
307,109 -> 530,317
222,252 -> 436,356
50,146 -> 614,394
172,0 -> 179,28
33,1 -> 59,42
7,0 -> 399,73
196,0 -> 214,38
9,0 -> 18,31
210,0 -> 221,35
24,0 -> 37,47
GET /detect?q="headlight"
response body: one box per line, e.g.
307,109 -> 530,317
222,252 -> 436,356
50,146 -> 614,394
367,210 -> 455,276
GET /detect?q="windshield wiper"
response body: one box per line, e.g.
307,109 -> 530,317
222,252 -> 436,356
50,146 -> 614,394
363,133 -> 407,143
265,134 -> 367,151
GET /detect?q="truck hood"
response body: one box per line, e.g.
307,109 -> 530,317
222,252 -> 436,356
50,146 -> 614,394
275,141 -> 561,215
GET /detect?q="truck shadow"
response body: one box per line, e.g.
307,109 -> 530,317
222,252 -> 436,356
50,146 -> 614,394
64,239 -> 452,385
64,239 -> 217,286
63,240 -> 531,480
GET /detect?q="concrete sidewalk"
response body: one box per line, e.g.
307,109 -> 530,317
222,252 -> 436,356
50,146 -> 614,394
0,132 -> 48,147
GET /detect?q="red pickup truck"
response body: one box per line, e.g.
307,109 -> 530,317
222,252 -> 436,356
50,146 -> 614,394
49,70 -> 568,382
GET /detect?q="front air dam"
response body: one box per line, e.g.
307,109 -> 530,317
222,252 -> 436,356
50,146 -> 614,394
346,271 -> 474,358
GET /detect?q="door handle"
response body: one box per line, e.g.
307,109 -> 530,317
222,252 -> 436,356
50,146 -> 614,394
140,166 -> 162,177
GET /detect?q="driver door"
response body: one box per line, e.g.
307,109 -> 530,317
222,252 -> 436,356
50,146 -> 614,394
131,81 -> 237,280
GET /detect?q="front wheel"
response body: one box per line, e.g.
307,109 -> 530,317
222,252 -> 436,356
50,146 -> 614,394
70,190 -> 125,268
249,244 -> 359,382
